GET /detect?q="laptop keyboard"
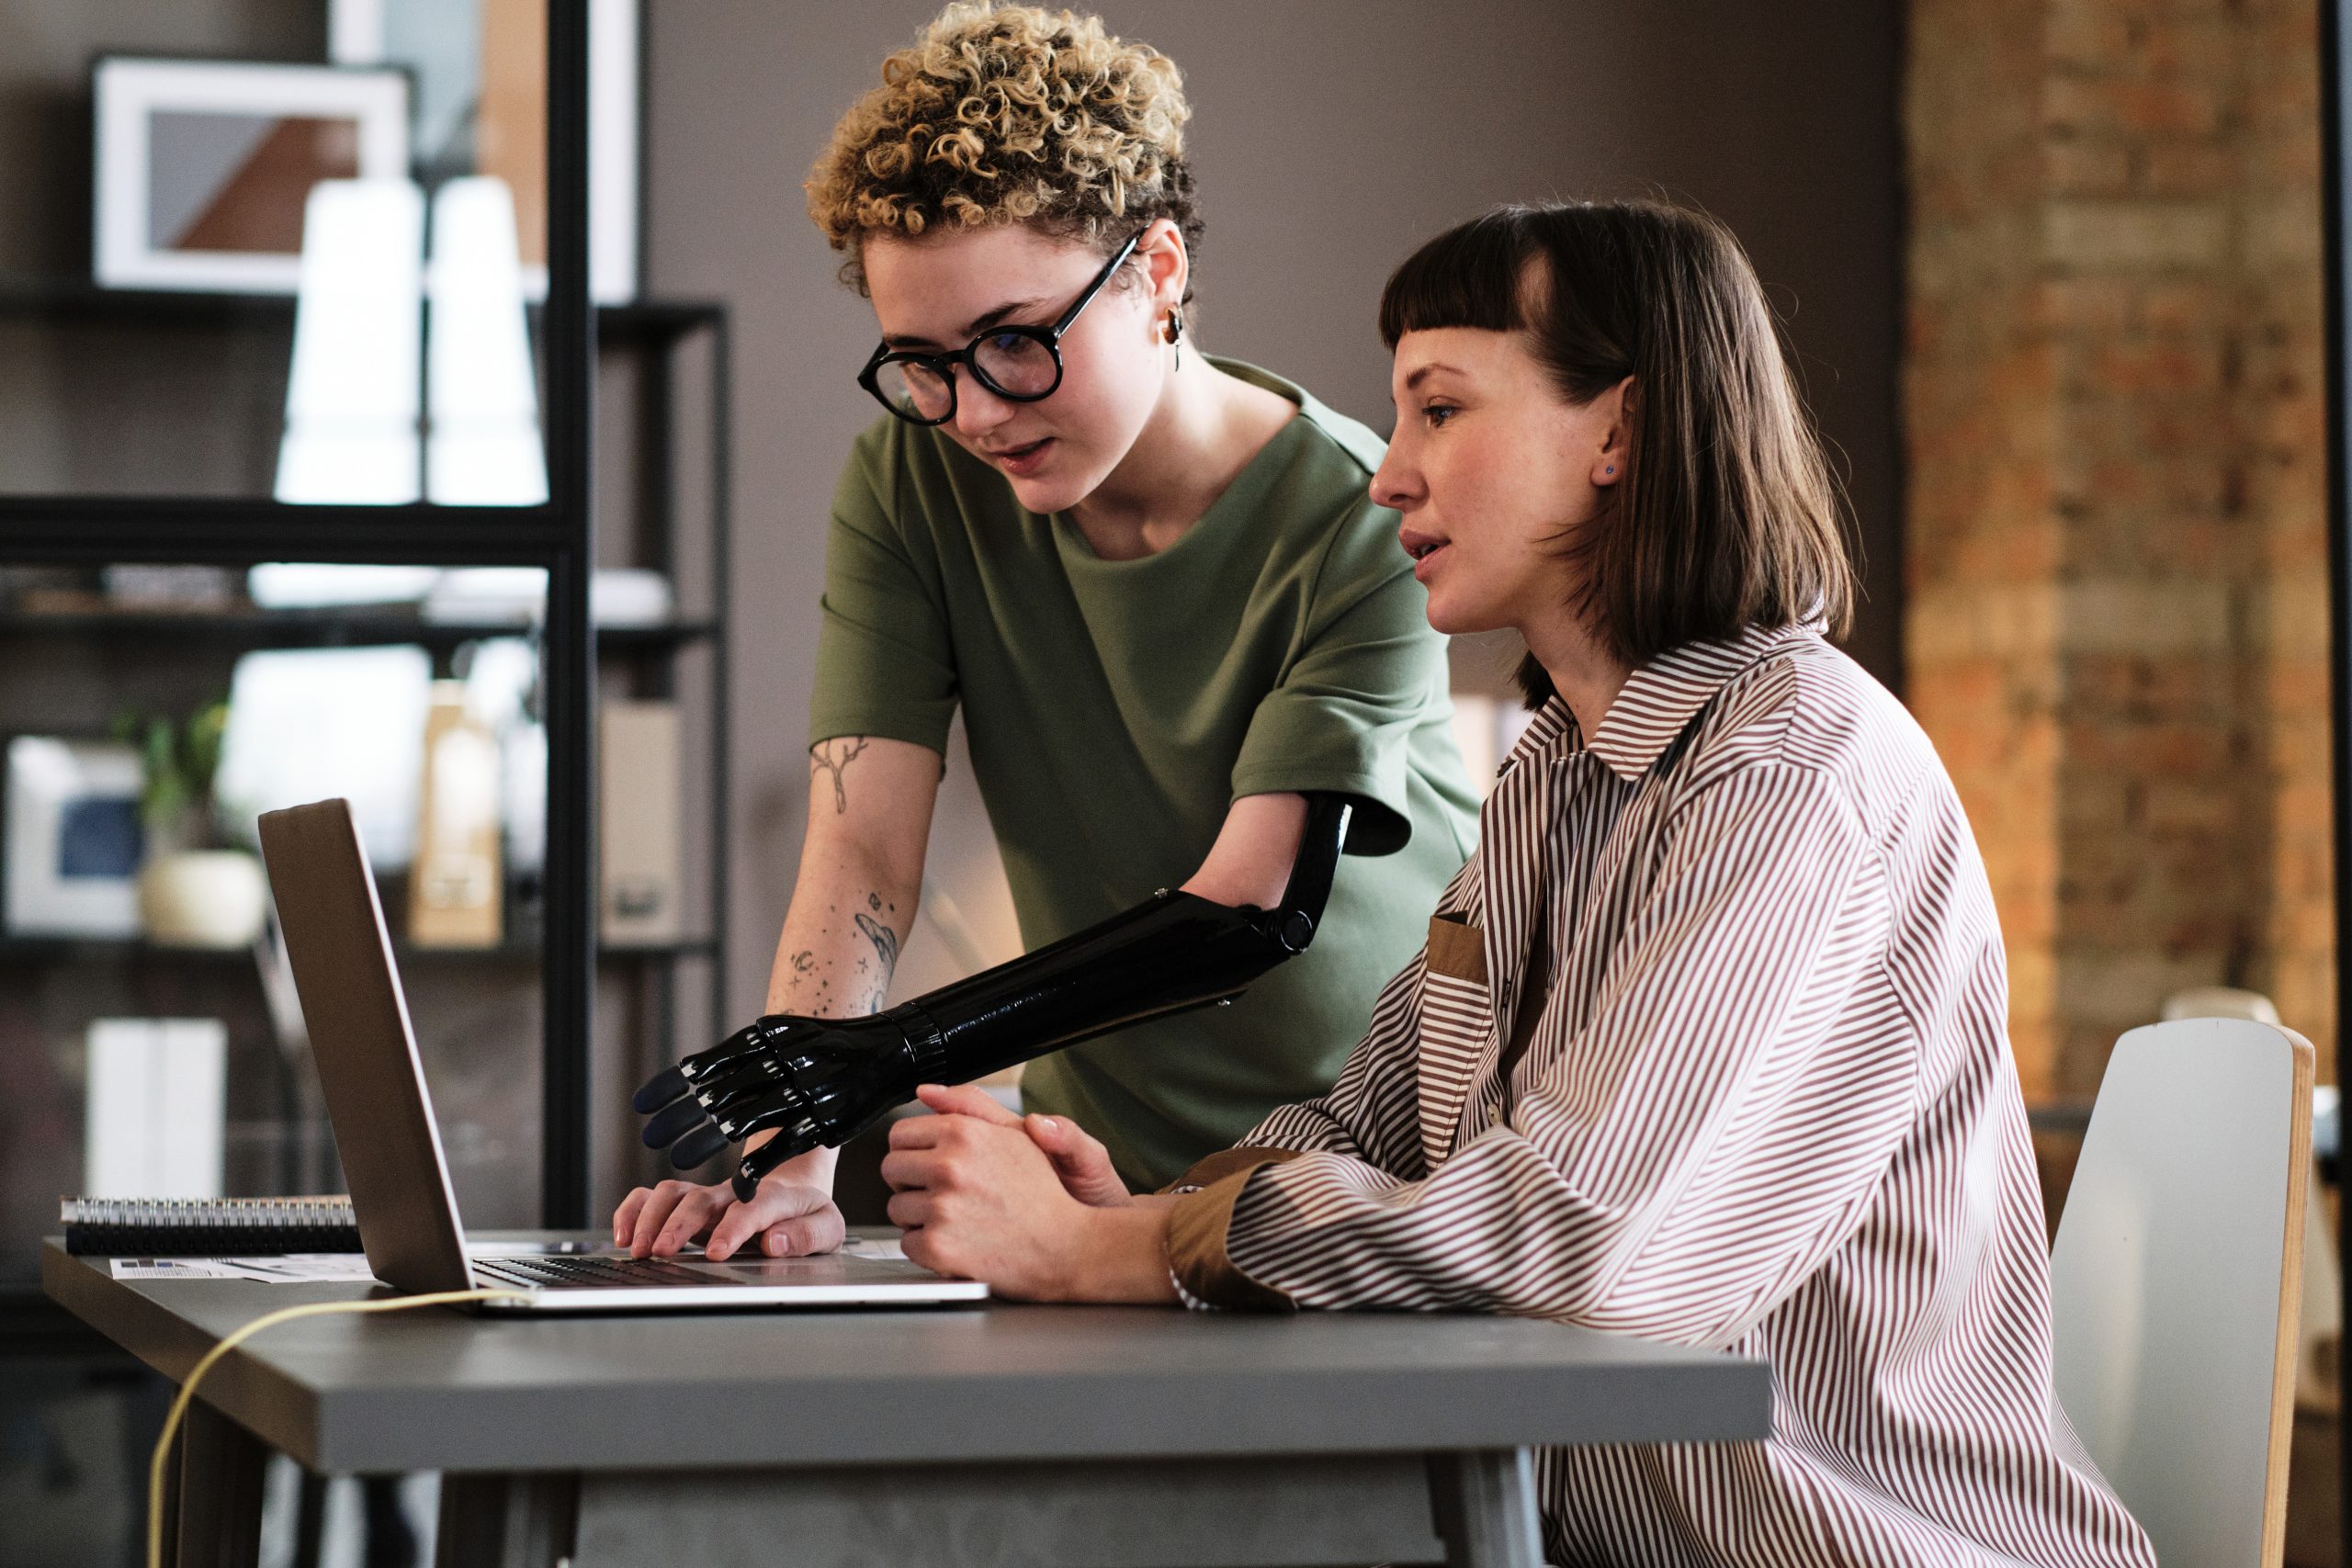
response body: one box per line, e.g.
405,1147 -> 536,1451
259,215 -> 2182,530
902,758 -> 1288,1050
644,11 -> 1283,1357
470,1253 -> 731,1291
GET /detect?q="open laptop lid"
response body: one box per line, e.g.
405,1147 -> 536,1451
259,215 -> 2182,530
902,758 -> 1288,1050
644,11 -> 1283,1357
256,798 -> 476,1295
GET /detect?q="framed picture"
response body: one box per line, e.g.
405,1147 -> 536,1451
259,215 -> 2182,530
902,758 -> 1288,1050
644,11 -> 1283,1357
4,737 -> 145,939
93,56 -> 411,294
331,0 -> 639,302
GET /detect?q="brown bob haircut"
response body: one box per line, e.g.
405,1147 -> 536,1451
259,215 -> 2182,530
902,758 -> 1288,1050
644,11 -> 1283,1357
1379,200 -> 1855,707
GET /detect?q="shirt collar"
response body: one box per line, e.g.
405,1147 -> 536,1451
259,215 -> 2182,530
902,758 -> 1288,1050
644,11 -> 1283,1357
1499,623 -> 1818,785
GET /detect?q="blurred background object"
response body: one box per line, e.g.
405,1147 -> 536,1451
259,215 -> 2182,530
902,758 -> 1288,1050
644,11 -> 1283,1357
91,56 -> 409,294
273,178 -> 423,503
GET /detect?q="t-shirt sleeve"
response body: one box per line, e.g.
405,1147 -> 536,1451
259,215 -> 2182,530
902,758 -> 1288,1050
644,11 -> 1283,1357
805,437 -> 959,756
1229,499 -> 1442,855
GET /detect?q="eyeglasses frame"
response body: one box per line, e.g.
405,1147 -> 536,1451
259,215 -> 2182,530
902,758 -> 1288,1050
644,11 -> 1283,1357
855,231 -> 1146,427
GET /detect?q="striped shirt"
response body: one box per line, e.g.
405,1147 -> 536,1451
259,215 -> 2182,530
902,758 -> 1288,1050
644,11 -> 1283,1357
1164,625 -> 2154,1568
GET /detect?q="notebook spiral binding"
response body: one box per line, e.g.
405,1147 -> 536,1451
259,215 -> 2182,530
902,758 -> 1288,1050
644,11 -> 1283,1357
61,1195 -> 361,1257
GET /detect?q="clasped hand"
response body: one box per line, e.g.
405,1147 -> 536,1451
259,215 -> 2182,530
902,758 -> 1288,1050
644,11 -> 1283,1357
882,1086 -> 1182,1303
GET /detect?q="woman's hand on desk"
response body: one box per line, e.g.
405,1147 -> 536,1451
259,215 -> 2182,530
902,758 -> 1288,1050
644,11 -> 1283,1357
908,1085 -> 1133,1205
881,1086 -> 1176,1303
611,1171 -> 845,1262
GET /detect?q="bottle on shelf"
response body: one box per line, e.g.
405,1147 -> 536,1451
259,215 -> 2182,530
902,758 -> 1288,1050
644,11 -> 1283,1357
409,682 -> 503,948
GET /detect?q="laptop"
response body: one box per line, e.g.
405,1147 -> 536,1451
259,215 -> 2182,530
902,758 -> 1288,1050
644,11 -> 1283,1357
255,797 -> 987,1313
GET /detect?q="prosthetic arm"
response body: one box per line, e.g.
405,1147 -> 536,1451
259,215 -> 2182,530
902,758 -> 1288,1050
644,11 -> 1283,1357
634,795 -> 1355,1199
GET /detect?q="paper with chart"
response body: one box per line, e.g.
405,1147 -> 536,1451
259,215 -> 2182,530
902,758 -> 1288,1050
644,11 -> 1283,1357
110,1254 -> 381,1283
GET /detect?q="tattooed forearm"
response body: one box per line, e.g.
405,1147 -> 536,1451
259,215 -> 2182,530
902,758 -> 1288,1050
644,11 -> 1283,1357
853,910 -> 899,1011
808,737 -> 870,815
767,882 -> 905,1019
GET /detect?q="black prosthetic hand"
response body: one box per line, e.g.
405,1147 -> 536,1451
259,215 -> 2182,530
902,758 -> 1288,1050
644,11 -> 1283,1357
634,795 -> 1355,1199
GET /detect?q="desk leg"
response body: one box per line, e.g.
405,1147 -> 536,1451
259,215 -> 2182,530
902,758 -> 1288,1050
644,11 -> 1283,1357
436,1472 -> 580,1568
1427,1449 -> 1542,1568
172,1401 -> 266,1568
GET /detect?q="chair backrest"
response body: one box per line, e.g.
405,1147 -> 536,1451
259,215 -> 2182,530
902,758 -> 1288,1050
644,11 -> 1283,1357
2049,1017 -> 2312,1568
2159,988 -> 2342,1411
2162,986 -> 2283,1026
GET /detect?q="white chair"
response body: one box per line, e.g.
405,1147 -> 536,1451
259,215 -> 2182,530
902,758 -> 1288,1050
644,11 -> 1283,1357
2049,1017 -> 2313,1568
2161,988 -> 2342,1415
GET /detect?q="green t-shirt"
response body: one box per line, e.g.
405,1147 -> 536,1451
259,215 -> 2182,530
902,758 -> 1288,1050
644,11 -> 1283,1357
808,358 -> 1480,1188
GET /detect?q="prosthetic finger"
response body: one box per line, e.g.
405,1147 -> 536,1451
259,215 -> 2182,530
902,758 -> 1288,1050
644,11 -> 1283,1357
668,1122 -> 732,1171
642,1016 -> 826,1118
631,1066 -> 689,1115
706,1091 -> 816,1145
677,1019 -> 780,1084
639,1095 -> 710,1151
699,1073 -> 803,1125
635,1090 -> 730,1170
732,1127 -> 817,1200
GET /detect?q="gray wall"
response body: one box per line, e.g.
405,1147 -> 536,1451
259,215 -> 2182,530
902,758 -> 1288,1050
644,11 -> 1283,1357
642,1 -> 1905,1022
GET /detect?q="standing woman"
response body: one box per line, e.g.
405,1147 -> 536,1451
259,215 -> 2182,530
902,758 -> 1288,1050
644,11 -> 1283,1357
616,4 -> 1478,1258
879,201 -> 2154,1568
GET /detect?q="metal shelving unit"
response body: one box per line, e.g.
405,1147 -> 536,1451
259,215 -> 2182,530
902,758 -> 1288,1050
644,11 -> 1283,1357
0,6 -> 598,1231
0,11 -> 730,1261
0,288 -> 737,1093
0,609 -> 718,650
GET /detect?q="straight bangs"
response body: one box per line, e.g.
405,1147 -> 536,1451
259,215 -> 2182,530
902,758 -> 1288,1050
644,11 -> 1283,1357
1378,211 -> 1539,347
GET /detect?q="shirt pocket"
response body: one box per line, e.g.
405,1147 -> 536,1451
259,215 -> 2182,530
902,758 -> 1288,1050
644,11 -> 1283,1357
1424,910 -> 1488,985
1418,913 -> 1495,1166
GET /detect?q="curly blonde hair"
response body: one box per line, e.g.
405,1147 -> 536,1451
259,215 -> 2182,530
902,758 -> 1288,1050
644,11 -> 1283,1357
807,3 -> 1204,297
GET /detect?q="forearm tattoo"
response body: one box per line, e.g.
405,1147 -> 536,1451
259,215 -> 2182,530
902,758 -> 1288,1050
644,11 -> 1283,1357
853,897 -> 900,1012
809,737 -> 870,815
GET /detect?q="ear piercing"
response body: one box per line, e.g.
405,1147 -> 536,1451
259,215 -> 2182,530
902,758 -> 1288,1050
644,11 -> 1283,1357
1604,465 -> 1615,477
1165,307 -> 1184,369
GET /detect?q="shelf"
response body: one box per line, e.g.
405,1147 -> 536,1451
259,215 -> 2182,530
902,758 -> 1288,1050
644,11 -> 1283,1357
0,277 -> 725,345
0,608 -> 717,652
0,281 -> 727,561
0,499 -> 579,565
0,934 -> 719,967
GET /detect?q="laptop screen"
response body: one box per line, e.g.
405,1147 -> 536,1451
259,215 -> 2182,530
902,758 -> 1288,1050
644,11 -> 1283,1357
256,798 -> 478,1295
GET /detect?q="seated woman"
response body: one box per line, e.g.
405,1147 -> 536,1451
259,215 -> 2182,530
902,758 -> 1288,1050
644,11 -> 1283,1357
878,199 -> 2154,1568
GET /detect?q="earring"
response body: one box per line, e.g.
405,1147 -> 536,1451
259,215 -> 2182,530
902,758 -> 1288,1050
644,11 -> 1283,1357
1165,306 -> 1184,369
1604,465 -> 1615,477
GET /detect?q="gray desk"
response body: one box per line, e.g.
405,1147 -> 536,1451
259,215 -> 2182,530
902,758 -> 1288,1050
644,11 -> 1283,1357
44,1236 -> 1770,1568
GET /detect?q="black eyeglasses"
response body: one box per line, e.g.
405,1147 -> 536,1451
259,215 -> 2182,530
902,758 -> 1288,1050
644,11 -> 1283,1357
856,231 -> 1142,427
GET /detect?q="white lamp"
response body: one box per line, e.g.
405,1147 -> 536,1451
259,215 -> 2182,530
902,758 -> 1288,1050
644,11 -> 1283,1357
275,178 -> 424,504
426,176 -> 548,505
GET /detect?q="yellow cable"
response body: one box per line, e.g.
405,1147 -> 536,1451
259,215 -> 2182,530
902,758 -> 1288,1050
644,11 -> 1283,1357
147,1288 -> 529,1568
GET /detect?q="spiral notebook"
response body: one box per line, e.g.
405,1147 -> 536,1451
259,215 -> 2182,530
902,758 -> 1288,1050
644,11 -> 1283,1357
61,1196 -> 361,1257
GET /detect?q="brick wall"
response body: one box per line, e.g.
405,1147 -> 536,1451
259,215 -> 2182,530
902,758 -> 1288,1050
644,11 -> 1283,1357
1905,0 -> 2334,1097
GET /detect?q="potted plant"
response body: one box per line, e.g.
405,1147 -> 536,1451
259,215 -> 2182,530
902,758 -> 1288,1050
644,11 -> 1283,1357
116,699 -> 266,948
